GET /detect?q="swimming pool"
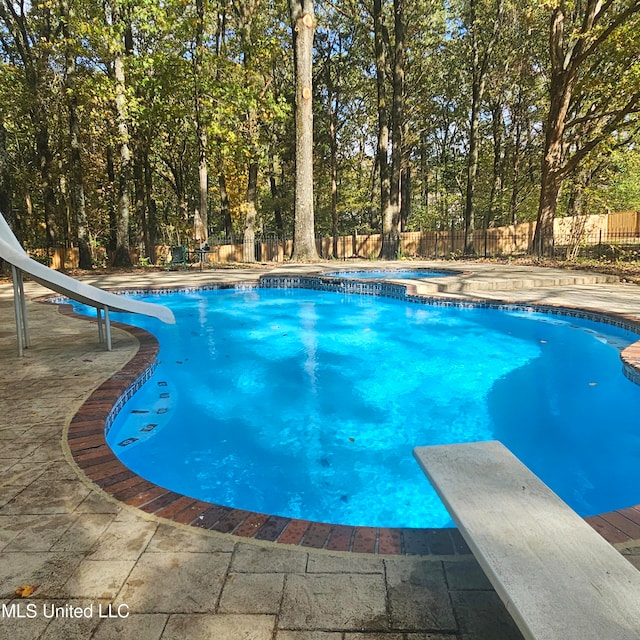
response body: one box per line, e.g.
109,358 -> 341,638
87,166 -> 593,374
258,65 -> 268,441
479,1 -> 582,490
90,284 -> 640,529
325,269 -> 453,279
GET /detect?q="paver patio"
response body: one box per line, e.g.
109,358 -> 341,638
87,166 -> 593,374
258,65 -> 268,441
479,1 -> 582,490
1,261 -> 639,639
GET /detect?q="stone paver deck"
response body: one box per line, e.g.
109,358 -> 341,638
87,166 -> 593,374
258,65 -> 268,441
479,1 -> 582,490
1,260 -> 639,640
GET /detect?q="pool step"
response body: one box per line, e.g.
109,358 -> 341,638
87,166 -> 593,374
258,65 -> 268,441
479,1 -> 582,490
411,271 -> 619,294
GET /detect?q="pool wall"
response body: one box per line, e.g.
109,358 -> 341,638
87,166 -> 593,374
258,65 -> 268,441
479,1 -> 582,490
59,275 -> 640,553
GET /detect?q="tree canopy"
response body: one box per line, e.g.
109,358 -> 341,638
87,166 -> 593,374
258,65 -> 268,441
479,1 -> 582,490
0,0 -> 638,261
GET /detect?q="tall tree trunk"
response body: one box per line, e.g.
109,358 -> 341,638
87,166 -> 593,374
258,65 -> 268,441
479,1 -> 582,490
243,162 -> 258,262
132,139 -> 147,259
487,101 -> 503,228
32,7 -> 58,248
106,144 -> 117,256
463,0 -> 504,254
464,74 -> 481,252
401,166 -> 411,228
214,4 -> 230,243
289,0 -> 318,260
59,173 -> 71,245
172,164 -> 188,227
384,0 -> 405,259
269,142 -> 283,235
110,0 -> 132,267
194,0 -> 208,249
31,106 -> 58,249
463,13 -> 481,255
219,170 -> 233,241
126,20 -> 155,264
374,0 -> 392,257
532,9 -> 573,256
328,60 -> 339,258
510,91 -> 523,226
232,1 -> 269,263
238,9 -> 260,264
61,0 -> 91,268
420,132 -> 429,223
143,149 -> 158,263
0,117 -> 12,232
534,164 -> 562,256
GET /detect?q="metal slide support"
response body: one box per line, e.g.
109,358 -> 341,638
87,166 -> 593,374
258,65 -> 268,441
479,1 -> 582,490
11,265 -> 24,356
96,307 -> 104,343
103,305 -> 112,351
16,267 -> 30,348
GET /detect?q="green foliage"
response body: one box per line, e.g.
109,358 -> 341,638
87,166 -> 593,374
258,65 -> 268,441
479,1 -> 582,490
0,0 -> 637,254
584,150 -> 640,214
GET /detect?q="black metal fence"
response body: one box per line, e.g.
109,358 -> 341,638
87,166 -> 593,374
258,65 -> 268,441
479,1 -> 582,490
414,229 -> 640,260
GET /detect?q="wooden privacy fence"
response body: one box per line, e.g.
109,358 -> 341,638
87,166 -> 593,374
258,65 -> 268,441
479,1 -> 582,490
181,211 -> 639,264
26,210 -> 640,269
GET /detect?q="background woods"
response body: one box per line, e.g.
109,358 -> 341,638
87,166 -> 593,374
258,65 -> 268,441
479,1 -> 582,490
0,0 -> 639,263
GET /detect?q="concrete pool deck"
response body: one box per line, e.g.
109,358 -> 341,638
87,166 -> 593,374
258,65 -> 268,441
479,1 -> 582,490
1,260 -> 639,639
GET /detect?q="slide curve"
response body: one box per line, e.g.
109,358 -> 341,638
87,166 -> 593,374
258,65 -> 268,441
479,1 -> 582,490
1,212 -> 175,354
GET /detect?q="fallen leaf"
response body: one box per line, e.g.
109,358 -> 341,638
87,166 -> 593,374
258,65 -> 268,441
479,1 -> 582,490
15,585 -> 38,598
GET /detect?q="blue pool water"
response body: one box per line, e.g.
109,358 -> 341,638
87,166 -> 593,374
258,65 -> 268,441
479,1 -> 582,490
79,288 -> 640,528
326,269 -> 451,279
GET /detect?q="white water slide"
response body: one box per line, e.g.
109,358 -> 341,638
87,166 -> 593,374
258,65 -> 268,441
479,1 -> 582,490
0,212 -> 175,356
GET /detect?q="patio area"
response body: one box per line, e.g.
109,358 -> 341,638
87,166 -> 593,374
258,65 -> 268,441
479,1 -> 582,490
1,261 -> 639,640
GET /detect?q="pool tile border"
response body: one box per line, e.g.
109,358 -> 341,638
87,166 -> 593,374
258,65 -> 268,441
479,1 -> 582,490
58,275 -> 640,553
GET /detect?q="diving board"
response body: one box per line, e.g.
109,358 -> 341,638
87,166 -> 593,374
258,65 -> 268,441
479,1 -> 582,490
0,213 -> 175,356
414,440 -> 640,640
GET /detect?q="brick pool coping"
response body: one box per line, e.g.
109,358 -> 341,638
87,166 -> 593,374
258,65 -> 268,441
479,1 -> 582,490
58,275 -> 640,553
